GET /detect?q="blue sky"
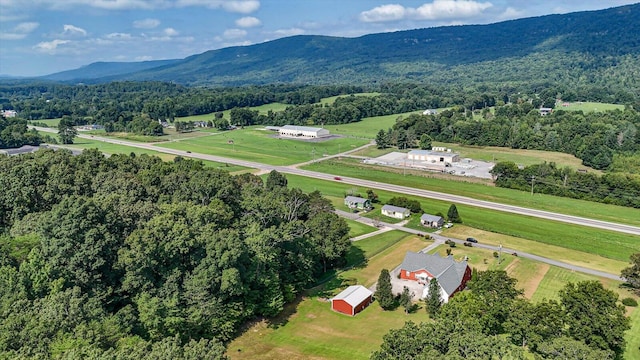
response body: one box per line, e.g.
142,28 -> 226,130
1,0 -> 637,76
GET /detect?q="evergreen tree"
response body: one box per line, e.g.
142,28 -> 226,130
425,278 -> 442,318
375,269 -> 395,310
400,286 -> 412,314
375,129 -> 388,149
57,116 -> 77,144
447,204 -> 462,223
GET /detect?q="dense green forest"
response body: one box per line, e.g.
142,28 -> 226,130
0,150 -> 350,358
372,271 -> 629,359
0,116 -> 48,149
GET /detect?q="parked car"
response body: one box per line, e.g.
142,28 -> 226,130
464,242 -> 473,247
466,237 -> 478,243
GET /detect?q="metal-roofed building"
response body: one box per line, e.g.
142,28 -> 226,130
420,214 -> 444,228
399,251 -> 471,303
407,149 -> 459,164
331,285 -> 373,316
381,204 -> 411,219
344,196 -> 371,210
278,125 -> 330,138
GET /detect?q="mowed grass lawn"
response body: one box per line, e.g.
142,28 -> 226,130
301,158 -> 640,228
344,218 -> 378,238
284,173 -> 640,263
555,101 -> 624,112
227,233 -> 429,360
155,128 -> 369,166
325,111 -> 420,139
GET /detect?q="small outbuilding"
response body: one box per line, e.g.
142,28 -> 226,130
421,214 -> 444,228
344,196 -> 371,210
381,204 -> 410,219
331,285 -> 373,316
278,125 -> 330,138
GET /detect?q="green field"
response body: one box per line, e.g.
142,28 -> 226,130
155,128 -> 369,166
555,101 -> 625,112
30,118 -> 61,127
344,219 -> 378,238
301,158 -> 640,227
284,173 -> 640,263
325,111 -> 420,139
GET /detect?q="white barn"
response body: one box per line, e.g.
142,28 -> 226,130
407,150 -> 459,164
279,125 -> 330,138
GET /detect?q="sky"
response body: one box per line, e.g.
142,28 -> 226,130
1,0 -> 637,77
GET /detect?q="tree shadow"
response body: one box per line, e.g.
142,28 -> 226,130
266,295 -> 304,330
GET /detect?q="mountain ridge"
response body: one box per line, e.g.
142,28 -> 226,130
40,3 -> 640,87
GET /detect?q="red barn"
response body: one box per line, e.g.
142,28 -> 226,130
331,285 -> 373,316
399,251 -> 471,303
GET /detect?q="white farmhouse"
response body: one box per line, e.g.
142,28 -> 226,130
279,125 -> 330,138
381,205 -> 411,219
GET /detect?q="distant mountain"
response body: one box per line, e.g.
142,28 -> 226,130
41,59 -> 180,82
43,4 -> 640,88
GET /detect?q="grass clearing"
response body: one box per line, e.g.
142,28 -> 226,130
555,101 -> 624,112
325,111 -> 420,139
320,92 -> 381,105
30,118 -> 61,127
155,128 -> 369,166
344,219 -> 378,238
625,306 -> 640,360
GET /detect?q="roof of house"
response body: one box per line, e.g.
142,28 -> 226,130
344,195 -> 368,203
421,214 -> 443,223
382,204 -> 409,213
332,285 -> 373,307
400,252 -> 469,296
280,125 -> 326,132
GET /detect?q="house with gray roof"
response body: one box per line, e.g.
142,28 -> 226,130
399,251 -> 471,303
420,213 -> 444,228
344,196 -> 371,210
381,204 -> 410,219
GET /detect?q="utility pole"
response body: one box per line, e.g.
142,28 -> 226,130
531,176 -> 535,195
498,243 -> 502,263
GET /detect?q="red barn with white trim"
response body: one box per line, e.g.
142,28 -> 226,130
331,285 -> 373,316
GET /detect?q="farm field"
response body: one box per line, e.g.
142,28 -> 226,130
155,128 -> 370,166
284,173 -> 640,263
227,232 -> 639,360
554,101 -> 625,112
324,111 -> 420,139
301,158 -> 640,227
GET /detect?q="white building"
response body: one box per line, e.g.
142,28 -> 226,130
1,110 -> 17,118
278,125 -> 330,138
408,150 -> 459,164
381,205 -> 411,219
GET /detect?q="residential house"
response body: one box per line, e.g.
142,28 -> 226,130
399,251 -> 471,303
381,204 -> 410,219
344,196 -> 371,210
420,214 -> 444,228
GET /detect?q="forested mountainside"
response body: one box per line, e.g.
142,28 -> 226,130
37,4 -> 640,89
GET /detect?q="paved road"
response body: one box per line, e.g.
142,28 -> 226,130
335,209 -> 622,281
33,126 -> 640,237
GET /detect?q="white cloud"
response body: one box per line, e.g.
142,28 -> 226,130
0,21 -> 39,40
63,24 -> 87,36
164,27 -> 179,36
105,32 -> 133,39
412,0 -> 493,20
135,55 -> 154,61
221,28 -> 247,40
33,39 -> 71,53
133,18 -> 160,29
359,4 -> 406,23
235,16 -> 261,28
498,7 -> 524,20
175,0 -> 260,13
360,1 -> 493,23
273,28 -> 305,37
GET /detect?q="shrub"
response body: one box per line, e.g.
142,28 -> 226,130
622,297 -> 638,307
493,251 -> 499,258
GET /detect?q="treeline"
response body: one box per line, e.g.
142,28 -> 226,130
372,271 -> 630,359
491,161 -> 640,208
0,150 -> 350,358
0,116 -> 47,148
389,104 -> 640,170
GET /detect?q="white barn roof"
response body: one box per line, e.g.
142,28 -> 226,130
280,125 -> 325,132
332,285 -> 373,307
382,204 -> 409,213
